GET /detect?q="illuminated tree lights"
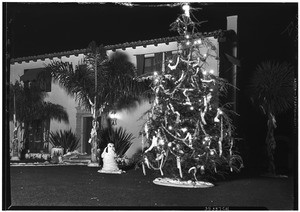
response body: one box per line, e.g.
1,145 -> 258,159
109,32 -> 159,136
140,4 -> 243,182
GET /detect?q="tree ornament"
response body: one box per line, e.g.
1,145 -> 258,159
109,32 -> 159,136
168,56 -> 180,71
156,152 -> 164,161
145,135 -> 158,153
218,116 -> 224,156
169,103 -> 181,123
175,70 -> 185,84
185,132 -> 193,148
158,139 -> 165,145
201,78 -> 216,84
200,93 -> 213,125
183,88 -> 194,104
181,127 -> 188,133
200,165 -> 205,174
159,152 -> 166,176
200,110 -> 207,125
176,156 -> 183,178
144,156 -> 150,169
144,123 -> 149,139
142,162 -> 146,175
214,108 -> 223,122
188,167 -> 198,181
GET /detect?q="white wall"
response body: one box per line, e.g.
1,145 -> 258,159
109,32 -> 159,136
9,37 -> 219,157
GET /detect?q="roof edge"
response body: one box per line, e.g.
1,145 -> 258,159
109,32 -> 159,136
10,30 -> 228,64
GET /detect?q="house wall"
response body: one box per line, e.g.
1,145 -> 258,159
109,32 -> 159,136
10,37 -> 219,157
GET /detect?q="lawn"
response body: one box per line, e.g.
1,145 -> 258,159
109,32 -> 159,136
9,165 -> 296,209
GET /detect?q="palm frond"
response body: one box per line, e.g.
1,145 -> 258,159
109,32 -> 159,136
249,61 -> 294,114
38,102 -> 69,124
98,125 -> 134,157
46,60 -> 95,109
9,81 -> 69,124
113,127 -> 135,157
97,51 -> 151,110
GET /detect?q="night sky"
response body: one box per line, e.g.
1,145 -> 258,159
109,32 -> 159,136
6,2 -> 297,60
7,2 -> 182,58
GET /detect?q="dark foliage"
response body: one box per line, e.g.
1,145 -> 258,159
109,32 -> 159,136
48,129 -> 80,154
98,124 -> 134,158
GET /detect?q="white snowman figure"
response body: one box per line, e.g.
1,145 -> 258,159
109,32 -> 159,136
100,143 -> 120,172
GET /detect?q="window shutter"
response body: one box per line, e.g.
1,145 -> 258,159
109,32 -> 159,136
154,52 -> 163,72
164,51 -> 173,70
165,51 -> 173,60
45,74 -> 51,92
136,54 -> 145,76
39,69 -> 52,92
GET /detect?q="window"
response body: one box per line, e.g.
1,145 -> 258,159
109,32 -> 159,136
21,68 -> 51,92
136,52 -> 167,76
144,57 -> 155,74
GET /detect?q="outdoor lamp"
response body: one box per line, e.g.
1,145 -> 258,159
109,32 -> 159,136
109,111 -> 118,125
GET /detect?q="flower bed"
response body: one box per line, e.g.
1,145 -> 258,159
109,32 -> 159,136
25,153 -> 51,161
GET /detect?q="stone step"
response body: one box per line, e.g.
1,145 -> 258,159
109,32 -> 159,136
63,159 -> 90,164
63,155 -> 91,160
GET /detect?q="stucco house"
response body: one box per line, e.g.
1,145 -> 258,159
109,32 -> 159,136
9,16 -> 238,159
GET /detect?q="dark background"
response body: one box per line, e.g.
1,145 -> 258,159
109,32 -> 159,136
4,2 -> 298,175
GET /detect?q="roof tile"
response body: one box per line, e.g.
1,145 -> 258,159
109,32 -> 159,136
10,30 -> 228,64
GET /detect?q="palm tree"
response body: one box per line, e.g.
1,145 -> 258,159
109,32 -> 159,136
9,81 -> 69,158
46,41 -> 150,164
249,61 -> 294,175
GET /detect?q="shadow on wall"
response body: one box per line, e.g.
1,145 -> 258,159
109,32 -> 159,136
112,100 -> 151,157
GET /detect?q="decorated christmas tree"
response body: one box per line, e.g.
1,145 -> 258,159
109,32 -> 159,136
140,4 -> 243,186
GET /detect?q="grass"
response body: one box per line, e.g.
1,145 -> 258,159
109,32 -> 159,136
9,166 -> 296,209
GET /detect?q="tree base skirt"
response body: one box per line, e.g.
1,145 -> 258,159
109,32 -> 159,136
153,177 -> 214,188
97,169 -> 125,174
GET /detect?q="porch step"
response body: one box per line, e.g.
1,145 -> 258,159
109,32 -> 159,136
63,154 -> 90,160
63,159 -> 91,164
61,153 -> 91,164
